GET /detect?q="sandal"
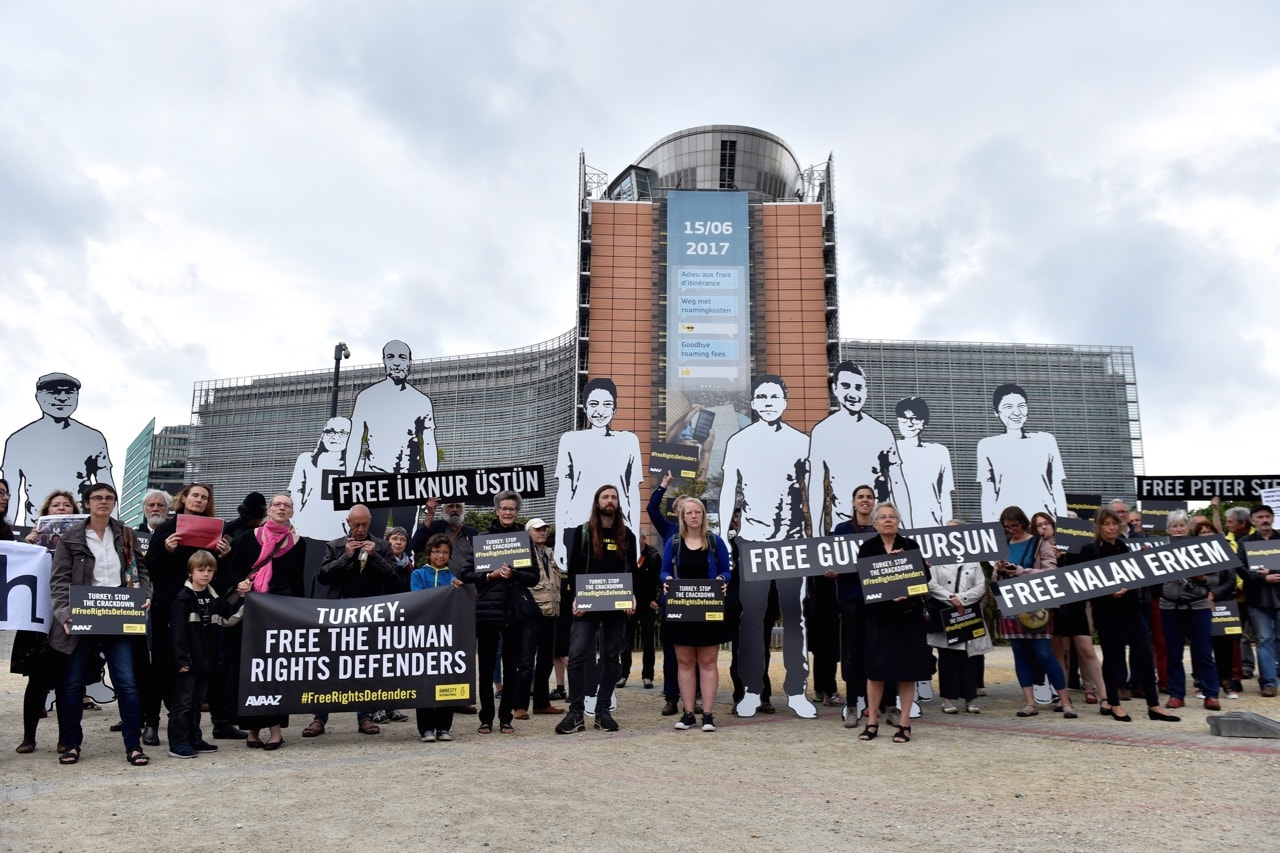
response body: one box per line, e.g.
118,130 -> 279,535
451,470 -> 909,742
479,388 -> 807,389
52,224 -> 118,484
1062,706 -> 1078,719
59,746 -> 81,765
1084,690 -> 1099,705
857,723 -> 879,741
892,725 -> 912,743
1016,705 -> 1039,717
301,720 -> 325,738
82,699 -> 102,711
126,749 -> 150,766
358,719 -> 381,735
500,723 -> 515,734
477,724 -> 492,734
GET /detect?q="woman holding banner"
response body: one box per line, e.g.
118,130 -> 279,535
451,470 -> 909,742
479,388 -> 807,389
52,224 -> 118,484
1159,510 -> 1227,711
660,498 -> 731,733
856,502 -> 932,744
1084,508 -> 1181,723
1194,518 -> 1241,700
1034,512 -> 1105,706
994,506 -> 1077,719
230,493 -> 305,749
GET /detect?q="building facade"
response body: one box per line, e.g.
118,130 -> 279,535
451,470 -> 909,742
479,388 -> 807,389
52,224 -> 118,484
120,420 -> 189,526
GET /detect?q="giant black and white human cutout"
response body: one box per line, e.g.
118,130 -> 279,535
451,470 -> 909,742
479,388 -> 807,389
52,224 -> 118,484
344,340 -> 438,533
553,377 -> 643,571
2,373 -> 113,526
893,396 -> 954,528
976,383 -> 1066,523
289,416 -> 352,540
719,374 -> 815,718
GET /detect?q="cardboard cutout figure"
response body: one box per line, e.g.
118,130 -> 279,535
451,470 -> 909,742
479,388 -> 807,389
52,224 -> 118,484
290,417 -> 352,540
2,373 -> 113,526
719,374 -> 815,719
553,378 -> 643,571
976,382 -> 1066,522
345,340 -> 438,533
893,396 -> 954,528
807,362 -> 907,535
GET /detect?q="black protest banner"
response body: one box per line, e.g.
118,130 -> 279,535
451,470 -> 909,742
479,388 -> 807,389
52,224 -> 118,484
1242,540 -> 1280,575
331,465 -> 546,510
68,586 -> 148,636
665,579 -> 725,622
1128,537 -> 1170,552
993,535 -> 1240,618
1052,516 -> 1096,555
649,441 -> 701,486
1138,500 -> 1186,535
857,550 -> 929,604
239,587 -> 476,715
1137,476 -> 1280,501
574,575 -> 634,611
1065,493 -> 1102,521
1211,601 -> 1243,637
906,522 -> 1004,565
472,532 -> 532,576
941,606 -> 987,646
736,534 -> 873,582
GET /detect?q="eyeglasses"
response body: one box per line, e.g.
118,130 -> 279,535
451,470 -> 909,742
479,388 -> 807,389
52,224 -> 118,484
88,495 -> 117,503
323,428 -> 350,436
0,489 -> 9,497
497,506 -> 518,513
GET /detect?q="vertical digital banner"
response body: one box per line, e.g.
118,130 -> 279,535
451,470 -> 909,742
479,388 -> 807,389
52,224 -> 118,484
665,191 -> 751,505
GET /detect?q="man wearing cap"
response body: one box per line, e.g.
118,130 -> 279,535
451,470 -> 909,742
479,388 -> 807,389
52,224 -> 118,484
3,372 -> 113,526
522,517 -> 564,716
1238,504 -> 1280,697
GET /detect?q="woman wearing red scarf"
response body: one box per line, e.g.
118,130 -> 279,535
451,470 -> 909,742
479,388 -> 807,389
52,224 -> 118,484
229,493 -> 305,749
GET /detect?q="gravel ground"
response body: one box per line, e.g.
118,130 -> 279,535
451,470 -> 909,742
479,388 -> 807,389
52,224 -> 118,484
3,644 -> 1279,852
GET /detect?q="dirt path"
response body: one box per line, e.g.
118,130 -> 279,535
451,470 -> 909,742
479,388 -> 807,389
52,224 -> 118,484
3,646 -> 1279,852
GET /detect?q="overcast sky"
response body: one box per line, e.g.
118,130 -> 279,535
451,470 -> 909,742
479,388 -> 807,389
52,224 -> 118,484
2,1 -> 1278,494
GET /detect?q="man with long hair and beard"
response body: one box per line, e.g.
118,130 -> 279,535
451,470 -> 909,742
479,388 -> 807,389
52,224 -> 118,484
555,485 -> 636,734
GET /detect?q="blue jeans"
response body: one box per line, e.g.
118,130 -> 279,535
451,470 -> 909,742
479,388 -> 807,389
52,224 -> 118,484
59,636 -> 142,752
1161,608 -> 1218,699
1010,638 -> 1066,690
1250,606 -> 1280,689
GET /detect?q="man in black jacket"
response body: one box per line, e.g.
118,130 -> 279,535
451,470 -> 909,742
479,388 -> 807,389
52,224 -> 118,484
302,504 -> 396,737
555,486 -> 636,734
1239,504 -> 1280,697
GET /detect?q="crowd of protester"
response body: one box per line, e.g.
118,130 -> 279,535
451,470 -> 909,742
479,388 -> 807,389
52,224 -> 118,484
4,471 -> 1278,765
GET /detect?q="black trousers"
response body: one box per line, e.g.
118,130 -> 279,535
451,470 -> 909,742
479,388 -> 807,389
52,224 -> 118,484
416,707 -> 455,734
568,612 -> 627,714
621,606 -> 657,682
806,576 -> 841,695
168,669 -> 210,749
526,613 -> 558,709
937,647 -> 978,701
477,621 -> 532,727
1094,597 -> 1158,707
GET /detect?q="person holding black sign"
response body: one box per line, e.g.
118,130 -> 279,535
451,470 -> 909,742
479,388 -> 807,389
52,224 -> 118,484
833,484 -> 877,725
465,491 -> 538,734
993,507 -> 1077,720
230,493 -> 306,749
925,528 -> 990,715
1158,510 -> 1226,711
411,534 -> 463,742
1084,509 -> 1181,723
49,482 -> 152,766
1195,519 -> 1241,700
555,485 -> 636,735
144,482 -> 231,747
856,502 -> 932,744
660,498 -> 731,732
1035,513 -> 1105,707
1237,504 -> 1280,697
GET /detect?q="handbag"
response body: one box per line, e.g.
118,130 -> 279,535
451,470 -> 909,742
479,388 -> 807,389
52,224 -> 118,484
1017,609 -> 1051,631
509,584 -> 541,622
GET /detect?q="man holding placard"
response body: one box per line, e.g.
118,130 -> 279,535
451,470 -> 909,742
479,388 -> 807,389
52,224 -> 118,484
1238,505 -> 1280,697
555,485 -> 636,734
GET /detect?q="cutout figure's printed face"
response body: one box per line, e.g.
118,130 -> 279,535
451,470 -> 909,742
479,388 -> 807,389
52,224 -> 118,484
36,384 -> 79,419
996,393 -> 1028,432
322,418 -> 351,450
751,382 -> 787,423
897,410 -> 925,440
585,389 -> 616,429
832,370 -> 866,416
383,342 -> 411,382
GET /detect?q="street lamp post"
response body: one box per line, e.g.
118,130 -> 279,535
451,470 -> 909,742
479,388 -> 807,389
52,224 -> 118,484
330,342 -> 350,418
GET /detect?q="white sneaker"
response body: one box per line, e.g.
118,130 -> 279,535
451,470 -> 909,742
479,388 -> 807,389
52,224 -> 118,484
787,694 -> 818,719
436,730 -> 453,741
1226,691 -> 1240,700
420,731 -> 436,743
735,692 -> 761,718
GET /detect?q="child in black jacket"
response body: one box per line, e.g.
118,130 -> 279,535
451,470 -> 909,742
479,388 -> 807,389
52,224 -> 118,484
167,550 -> 248,758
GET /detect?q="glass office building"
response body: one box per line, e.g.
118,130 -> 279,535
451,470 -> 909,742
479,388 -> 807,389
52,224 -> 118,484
839,339 -> 1142,521
120,420 -> 189,526
185,332 -> 575,520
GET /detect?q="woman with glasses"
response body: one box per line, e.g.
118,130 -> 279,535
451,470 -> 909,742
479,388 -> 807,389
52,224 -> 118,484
289,417 -> 352,541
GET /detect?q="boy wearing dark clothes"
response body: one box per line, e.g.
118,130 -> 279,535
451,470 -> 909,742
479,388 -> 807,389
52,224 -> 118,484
168,550 -> 248,758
